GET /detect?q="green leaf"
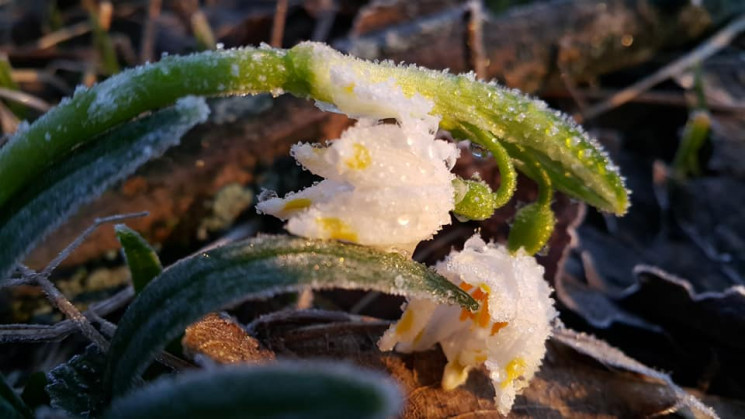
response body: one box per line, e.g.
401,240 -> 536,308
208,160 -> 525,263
105,361 -> 401,419
115,224 -> 163,293
104,235 -> 477,397
0,97 -> 209,280
0,373 -> 32,419
46,345 -> 107,418
0,48 -> 293,209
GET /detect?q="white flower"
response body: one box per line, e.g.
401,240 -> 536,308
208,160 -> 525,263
256,79 -> 459,254
379,234 -> 557,415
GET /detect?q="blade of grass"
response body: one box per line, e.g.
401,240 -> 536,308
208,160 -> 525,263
104,235 -> 477,397
106,362 -> 401,419
0,96 -> 208,280
114,225 -> 162,293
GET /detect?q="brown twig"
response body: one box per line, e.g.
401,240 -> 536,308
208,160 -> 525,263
271,0 -> 289,48
467,0 -> 487,80
311,0 -> 337,42
36,22 -> 93,50
3,212 -> 148,350
0,87 -> 51,112
581,14 -> 745,121
140,0 -> 162,63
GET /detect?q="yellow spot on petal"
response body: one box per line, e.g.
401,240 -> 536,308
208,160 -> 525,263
344,143 -> 372,170
413,329 -> 425,345
282,198 -> 312,212
501,358 -> 527,389
442,359 -> 470,390
344,82 -> 355,94
317,217 -> 358,242
395,309 -> 415,335
475,354 -> 487,363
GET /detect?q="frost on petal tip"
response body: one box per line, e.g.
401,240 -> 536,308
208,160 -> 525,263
379,234 -> 557,415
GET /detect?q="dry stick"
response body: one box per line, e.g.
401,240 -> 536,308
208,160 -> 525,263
36,22 -> 93,50
271,0 -> 289,48
30,212 -> 148,351
39,212 -> 148,278
140,0 -> 162,63
0,101 -> 19,134
544,88 -> 745,114
11,70 -> 72,94
0,286 -> 134,343
310,0 -> 337,42
467,0 -> 487,80
90,309 -> 193,371
0,87 -> 51,112
581,14 -> 745,122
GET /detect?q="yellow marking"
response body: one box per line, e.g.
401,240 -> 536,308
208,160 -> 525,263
478,283 -> 491,294
475,354 -> 487,363
501,358 -> 527,389
490,321 -> 508,336
413,329 -> 424,345
395,309 -> 415,335
343,82 -> 355,94
344,143 -> 372,170
282,198 -> 312,212
317,217 -> 358,242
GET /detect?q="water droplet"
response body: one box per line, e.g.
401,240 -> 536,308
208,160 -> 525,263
469,143 -> 491,159
394,275 -> 405,288
397,216 -> 410,226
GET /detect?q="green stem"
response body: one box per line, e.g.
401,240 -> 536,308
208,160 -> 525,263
0,47 -> 303,209
472,131 -> 517,208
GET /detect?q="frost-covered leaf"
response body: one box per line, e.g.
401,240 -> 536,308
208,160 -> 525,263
115,224 -> 162,293
105,361 -> 401,419
0,373 -> 32,419
46,345 -> 107,418
0,97 -> 209,280
104,235 -> 477,397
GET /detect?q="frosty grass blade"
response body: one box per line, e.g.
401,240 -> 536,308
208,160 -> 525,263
0,97 -> 208,280
104,235 -> 477,397
106,362 -> 402,419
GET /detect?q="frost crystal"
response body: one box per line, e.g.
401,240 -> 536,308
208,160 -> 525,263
379,234 -> 557,415
256,80 -> 458,254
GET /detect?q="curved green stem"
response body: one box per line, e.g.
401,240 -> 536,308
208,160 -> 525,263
0,47 -> 305,209
473,132 -> 517,209
505,146 -> 556,255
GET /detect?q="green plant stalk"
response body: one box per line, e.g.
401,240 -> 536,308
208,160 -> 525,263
673,110 -> 710,178
0,42 -> 628,218
0,47 -> 293,209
